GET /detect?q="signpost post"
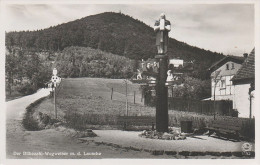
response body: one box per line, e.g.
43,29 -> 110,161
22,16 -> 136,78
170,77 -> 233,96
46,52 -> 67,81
130,13 -> 173,132
54,86 -> 57,119
51,68 -> 60,119
154,13 -> 171,132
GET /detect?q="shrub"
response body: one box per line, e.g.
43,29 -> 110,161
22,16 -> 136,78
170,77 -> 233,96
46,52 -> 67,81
17,82 -> 36,95
63,111 -> 118,131
22,96 -> 48,131
22,113 -> 40,131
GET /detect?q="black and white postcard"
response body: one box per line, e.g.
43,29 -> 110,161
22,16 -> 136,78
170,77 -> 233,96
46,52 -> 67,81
0,0 -> 259,165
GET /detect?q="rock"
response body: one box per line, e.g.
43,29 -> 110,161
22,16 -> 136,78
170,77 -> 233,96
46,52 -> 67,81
152,150 -> 164,155
162,133 -> 173,140
54,122 -> 62,127
85,131 -> 97,137
175,135 -> 186,140
38,122 -> 45,129
162,134 -> 170,140
179,151 -> 190,156
175,136 -> 181,140
139,129 -> 186,140
45,125 -> 52,129
164,151 -> 177,155
86,129 -> 93,133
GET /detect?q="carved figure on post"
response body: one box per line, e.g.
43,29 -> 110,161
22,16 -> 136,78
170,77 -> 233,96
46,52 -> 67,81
136,69 -> 142,80
166,70 -> 174,82
154,13 -> 171,54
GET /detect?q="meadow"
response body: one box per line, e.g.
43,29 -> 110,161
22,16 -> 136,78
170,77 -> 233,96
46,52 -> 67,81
34,78 -> 216,131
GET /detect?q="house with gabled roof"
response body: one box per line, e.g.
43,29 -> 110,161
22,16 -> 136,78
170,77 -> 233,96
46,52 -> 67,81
208,55 -> 245,101
231,48 -> 255,118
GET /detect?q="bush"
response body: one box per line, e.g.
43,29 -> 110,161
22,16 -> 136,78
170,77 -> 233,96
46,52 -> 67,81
168,111 -> 213,130
64,111 -> 118,131
22,96 -> 48,131
22,113 -> 40,131
17,82 -> 36,95
240,118 -> 255,141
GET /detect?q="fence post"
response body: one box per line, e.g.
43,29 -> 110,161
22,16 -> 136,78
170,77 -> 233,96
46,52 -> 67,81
111,88 -> 113,100
134,91 -> 136,104
201,101 -> 203,114
141,89 -> 143,102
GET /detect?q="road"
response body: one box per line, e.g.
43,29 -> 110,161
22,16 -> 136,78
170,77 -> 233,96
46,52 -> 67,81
5,87 -> 251,160
5,88 -> 156,159
6,88 -> 52,120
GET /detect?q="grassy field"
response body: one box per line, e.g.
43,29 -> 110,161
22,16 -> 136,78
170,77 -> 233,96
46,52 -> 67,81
34,78 -> 155,129
33,78 -> 217,131
55,78 -> 153,115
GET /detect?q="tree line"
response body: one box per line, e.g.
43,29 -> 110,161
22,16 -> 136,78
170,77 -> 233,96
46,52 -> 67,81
6,47 -> 52,96
6,12 -> 225,79
55,46 -> 137,79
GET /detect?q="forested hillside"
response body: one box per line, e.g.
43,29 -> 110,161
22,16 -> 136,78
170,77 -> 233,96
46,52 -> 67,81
5,48 -> 52,98
5,12 -> 228,99
6,12 -> 225,79
55,47 -> 137,79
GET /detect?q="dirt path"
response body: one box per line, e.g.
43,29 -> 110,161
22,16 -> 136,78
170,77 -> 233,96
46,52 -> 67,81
6,88 -> 52,120
5,88 -> 156,159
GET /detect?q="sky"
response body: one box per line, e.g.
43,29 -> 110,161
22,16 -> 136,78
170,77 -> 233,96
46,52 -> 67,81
4,3 -> 255,56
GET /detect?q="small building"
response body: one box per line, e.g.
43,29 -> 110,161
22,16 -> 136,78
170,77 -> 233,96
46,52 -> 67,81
169,58 -> 183,67
208,55 -> 245,101
231,48 -> 255,118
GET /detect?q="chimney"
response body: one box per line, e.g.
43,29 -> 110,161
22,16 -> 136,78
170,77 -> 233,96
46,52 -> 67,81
243,53 -> 248,59
243,53 -> 249,64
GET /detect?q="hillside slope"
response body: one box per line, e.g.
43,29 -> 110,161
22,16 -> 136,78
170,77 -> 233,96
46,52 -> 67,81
55,46 -> 136,78
6,12 -> 225,79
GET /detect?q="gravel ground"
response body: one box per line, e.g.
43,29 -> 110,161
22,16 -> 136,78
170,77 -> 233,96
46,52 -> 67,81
5,87 -> 255,160
83,130 -> 255,153
4,88 -> 172,159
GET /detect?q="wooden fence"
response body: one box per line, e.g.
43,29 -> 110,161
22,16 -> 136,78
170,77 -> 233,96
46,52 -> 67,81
145,96 -> 235,116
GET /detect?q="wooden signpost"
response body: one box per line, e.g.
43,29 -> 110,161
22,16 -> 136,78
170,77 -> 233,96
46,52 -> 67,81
129,14 -> 188,132
51,68 -> 60,119
153,13 -> 171,132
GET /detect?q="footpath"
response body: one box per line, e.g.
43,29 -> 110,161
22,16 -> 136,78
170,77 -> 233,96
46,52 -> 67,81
79,130 -> 255,157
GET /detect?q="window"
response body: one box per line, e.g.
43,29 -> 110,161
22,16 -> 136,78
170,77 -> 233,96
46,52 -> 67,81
226,64 -> 229,70
212,79 -> 220,87
221,77 -> 226,88
226,76 -> 231,85
231,63 -> 235,69
221,80 -> 225,88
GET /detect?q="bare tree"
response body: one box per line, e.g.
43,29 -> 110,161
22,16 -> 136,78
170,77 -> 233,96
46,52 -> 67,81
212,70 -> 221,120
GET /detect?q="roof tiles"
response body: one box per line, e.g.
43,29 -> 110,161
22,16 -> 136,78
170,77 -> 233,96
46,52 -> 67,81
232,48 -> 255,81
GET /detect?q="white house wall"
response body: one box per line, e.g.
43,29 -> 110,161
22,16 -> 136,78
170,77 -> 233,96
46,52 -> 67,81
169,59 -> 183,67
233,84 -> 254,118
211,61 -> 242,100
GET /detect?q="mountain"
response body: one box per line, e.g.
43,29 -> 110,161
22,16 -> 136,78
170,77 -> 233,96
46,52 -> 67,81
6,12 -> 225,79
